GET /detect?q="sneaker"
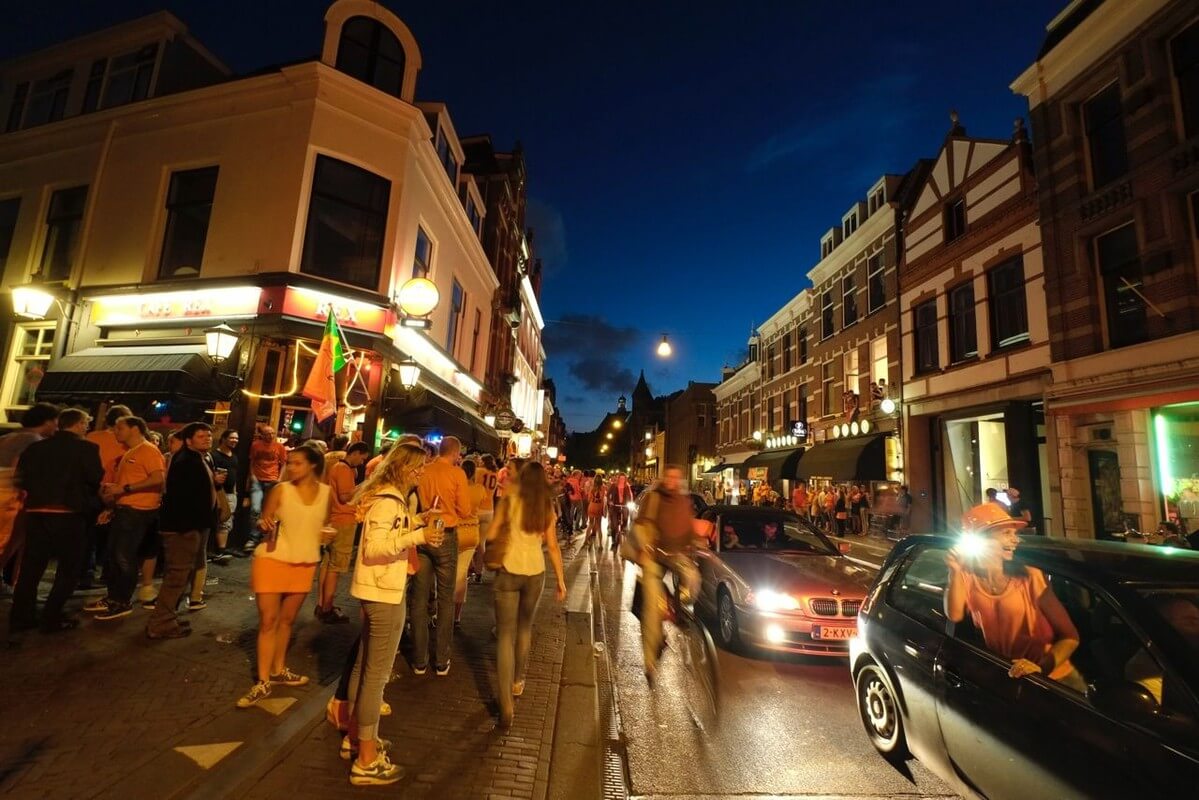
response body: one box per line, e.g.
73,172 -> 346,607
270,667 -> 309,686
213,551 -> 232,564
141,597 -> 158,610
137,585 -> 156,603
243,539 -> 260,552
411,664 -> 428,676
350,753 -> 401,786
435,661 -> 451,677
512,680 -> 525,698
95,602 -> 133,621
339,735 -> 391,761
83,597 -> 112,613
188,598 -> 207,611
236,681 -> 271,708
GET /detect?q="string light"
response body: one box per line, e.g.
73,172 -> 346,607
239,337 -> 373,410
240,343 -> 301,400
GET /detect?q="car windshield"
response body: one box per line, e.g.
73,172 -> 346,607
719,516 -> 837,555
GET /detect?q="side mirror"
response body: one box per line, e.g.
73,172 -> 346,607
1090,681 -> 1159,719
838,541 -> 852,554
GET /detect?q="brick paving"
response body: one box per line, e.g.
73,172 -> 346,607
245,550 -> 573,800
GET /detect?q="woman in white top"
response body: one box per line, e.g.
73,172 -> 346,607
486,461 -> 567,729
343,443 -> 444,786
237,445 -> 333,709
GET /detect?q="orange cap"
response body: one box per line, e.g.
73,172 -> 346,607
962,502 -> 1027,533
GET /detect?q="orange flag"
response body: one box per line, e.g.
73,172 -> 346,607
302,312 -> 346,422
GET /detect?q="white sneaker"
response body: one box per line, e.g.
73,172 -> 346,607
236,681 -> 271,708
350,753 -> 401,786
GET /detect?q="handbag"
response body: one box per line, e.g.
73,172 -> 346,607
484,497 -> 512,571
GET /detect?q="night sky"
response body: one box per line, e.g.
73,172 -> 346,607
2,1 -> 1065,432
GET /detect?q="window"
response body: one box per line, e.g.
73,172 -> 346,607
766,345 -> 776,380
23,69 -> 73,128
987,257 -> 1030,349
434,127 -> 459,186
843,348 -> 860,400
766,396 -> 776,431
799,328 -> 808,364
39,185 -> 88,282
871,337 -> 888,386
843,213 -> 857,238
300,155 -> 390,290
822,361 -> 836,416
0,197 -> 19,272
843,274 -> 858,327
782,331 -> 792,372
1173,22 -> 1199,138
886,546 -> 950,631
1083,83 -> 1129,189
822,238 -> 833,258
412,227 -> 432,279
102,45 -> 158,109
6,82 -> 28,132
944,198 -> 966,242
949,282 -> 978,362
798,384 -> 808,428
336,17 -> 405,99
159,166 -> 219,279
869,187 -> 885,214
868,251 -> 885,312
447,280 -> 465,354
469,308 -> 482,372
914,300 -> 939,373
821,290 -> 835,340
465,194 -> 482,238
81,59 -> 106,114
3,325 -> 55,418
1095,224 -> 1148,349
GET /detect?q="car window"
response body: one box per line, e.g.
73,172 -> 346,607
1131,589 -> 1199,720
718,516 -> 835,554
886,546 -> 949,632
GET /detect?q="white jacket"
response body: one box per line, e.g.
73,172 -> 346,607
350,487 -> 427,604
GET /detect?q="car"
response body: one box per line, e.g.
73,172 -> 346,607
634,488 -> 707,518
691,505 -> 872,655
851,535 -> 1199,800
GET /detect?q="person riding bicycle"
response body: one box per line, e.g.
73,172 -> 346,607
607,473 -> 635,548
631,464 -> 703,685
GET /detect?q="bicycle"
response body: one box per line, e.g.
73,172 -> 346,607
635,551 -> 720,731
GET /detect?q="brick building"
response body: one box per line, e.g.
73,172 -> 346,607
1012,0 -> 1199,539
664,380 -> 718,485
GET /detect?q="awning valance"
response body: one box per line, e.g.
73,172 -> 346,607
739,448 -> 804,481
36,345 -> 233,403
794,435 -> 887,482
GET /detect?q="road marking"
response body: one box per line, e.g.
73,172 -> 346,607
255,697 -> 298,716
846,556 -> 883,571
174,742 -> 242,769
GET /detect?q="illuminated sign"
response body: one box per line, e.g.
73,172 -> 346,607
748,467 -> 768,481
90,287 -> 262,327
791,420 -> 808,440
278,286 -> 388,334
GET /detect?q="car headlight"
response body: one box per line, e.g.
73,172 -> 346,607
752,589 -> 801,612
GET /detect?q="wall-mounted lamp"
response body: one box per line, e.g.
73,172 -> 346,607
396,357 -> 421,390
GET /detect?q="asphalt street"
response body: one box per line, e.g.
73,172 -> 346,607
593,538 -> 958,800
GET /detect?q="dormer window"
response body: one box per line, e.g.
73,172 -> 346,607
868,186 -> 886,214
102,44 -> 158,109
843,212 -> 858,238
336,17 -> 405,99
21,69 -> 73,128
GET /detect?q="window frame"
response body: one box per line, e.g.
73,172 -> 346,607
38,185 -> 89,282
446,279 -> 465,356
944,198 -> 967,243
157,165 -> 219,280
867,251 -> 885,313
1082,82 -> 1129,191
948,281 -> 978,363
100,44 -> 159,110
843,273 -> 858,328
413,226 -> 433,279
299,154 -> 391,291
1,323 -> 56,421
884,545 -> 951,633
23,68 -> 73,129
913,299 -> 940,375
821,361 -> 836,417
821,290 -> 835,341
1171,20 -> 1199,140
335,16 -> 406,99
0,196 -> 20,274
986,256 -> 1031,352
1094,222 -> 1149,350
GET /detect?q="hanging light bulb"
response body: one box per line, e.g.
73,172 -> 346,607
656,334 -> 672,358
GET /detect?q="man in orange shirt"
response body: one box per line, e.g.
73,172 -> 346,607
414,436 -> 472,675
85,416 -> 165,620
315,441 -> 370,623
80,404 -> 131,588
245,423 -> 286,551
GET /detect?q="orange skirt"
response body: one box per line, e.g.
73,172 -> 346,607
251,556 -> 317,594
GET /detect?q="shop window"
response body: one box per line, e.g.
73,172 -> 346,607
914,300 -> 939,374
0,197 -> 19,272
22,69 -> 73,128
843,274 -> 858,327
2,325 -> 55,420
336,17 -> 406,100
39,185 -> 88,282
159,166 -> 219,279
987,257 -> 1029,350
447,279 -> 465,355
469,308 -> 482,372
1083,83 -> 1129,190
868,251 -> 885,313
1173,21 -> 1199,139
944,198 -> 966,243
1094,223 -> 1148,349
301,155 -> 390,290
6,82 -> 28,133
821,290 -> 835,340
822,361 -> 836,416
943,416 -> 1007,520
81,58 -> 106,114
413,226 -> 432,279
949,282 -> 978,362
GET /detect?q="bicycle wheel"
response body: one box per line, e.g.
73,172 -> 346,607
678,611 -> 720,731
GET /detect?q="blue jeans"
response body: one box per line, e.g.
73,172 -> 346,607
247,478 -> 276,545
410,528 -> 457,669
105,506 -> 158,604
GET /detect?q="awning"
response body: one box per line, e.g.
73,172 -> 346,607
384,390 -> 499,454
36,345 -> 233,402
794,435 -> 887,482
740,448 -> 804,481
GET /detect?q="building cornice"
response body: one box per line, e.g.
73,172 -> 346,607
713,362 -> 760,400
807,204 -> 898,286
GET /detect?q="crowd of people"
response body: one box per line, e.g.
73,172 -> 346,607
0,402 -> 573,787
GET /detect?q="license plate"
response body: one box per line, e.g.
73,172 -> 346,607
812,625 -> 855,640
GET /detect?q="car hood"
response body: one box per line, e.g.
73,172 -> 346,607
718,551 -> 873,596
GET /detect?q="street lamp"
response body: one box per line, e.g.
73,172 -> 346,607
656,334 -> 672,358
396,358 -> 421,390
204,323 -> 239,363
515,432 -> 533,457
605,432 -> 613,440
752,430 -> 762,442
644,431 -> 652,441
881,397 -> 897,415
546,445 -> 559,460
612,418 -> 623,429
11,286 -> 56,320
396,277 -> 439,329
644,446 -> 653,458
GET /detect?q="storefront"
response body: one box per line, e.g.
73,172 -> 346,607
740,446 -> 804,502
1153,401 -> 1199,533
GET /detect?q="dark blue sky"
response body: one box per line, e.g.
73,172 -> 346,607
3,1 -> 1065,432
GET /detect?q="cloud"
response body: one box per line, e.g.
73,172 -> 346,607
563,395 -> 586,405
543,314 -> 640,356
527,197 -> 568,272
568,357 -> 635,394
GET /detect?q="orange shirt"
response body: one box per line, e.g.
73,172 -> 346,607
475,468 -> 497,511
250,439 -> 286,482
327,460 -> 358,526
113,441 -> 165,510
364,453 -> 385,478
961,567 -> 1074,681
417,457 -> 472,529
87,429 -> 127,484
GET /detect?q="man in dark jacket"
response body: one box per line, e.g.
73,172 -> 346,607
8,408 -> 104,634
147,422 -> 216,640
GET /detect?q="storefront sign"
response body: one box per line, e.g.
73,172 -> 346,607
791,420 -> 808,440
494,408 -> 516,431
278,286 -> 388,334
748,467 -> 768,481
90,287 -> 262,327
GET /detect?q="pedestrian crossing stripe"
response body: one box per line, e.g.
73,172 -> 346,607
173,742 -> 242,769
255,697 -> 298,716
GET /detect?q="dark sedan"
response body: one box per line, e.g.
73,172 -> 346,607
850,535 -> 1199,799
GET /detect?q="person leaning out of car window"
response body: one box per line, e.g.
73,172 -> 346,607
944,502 -> 1086,692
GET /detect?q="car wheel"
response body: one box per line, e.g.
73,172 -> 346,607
716,588 -> 740,650
856,663 -> 908,759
